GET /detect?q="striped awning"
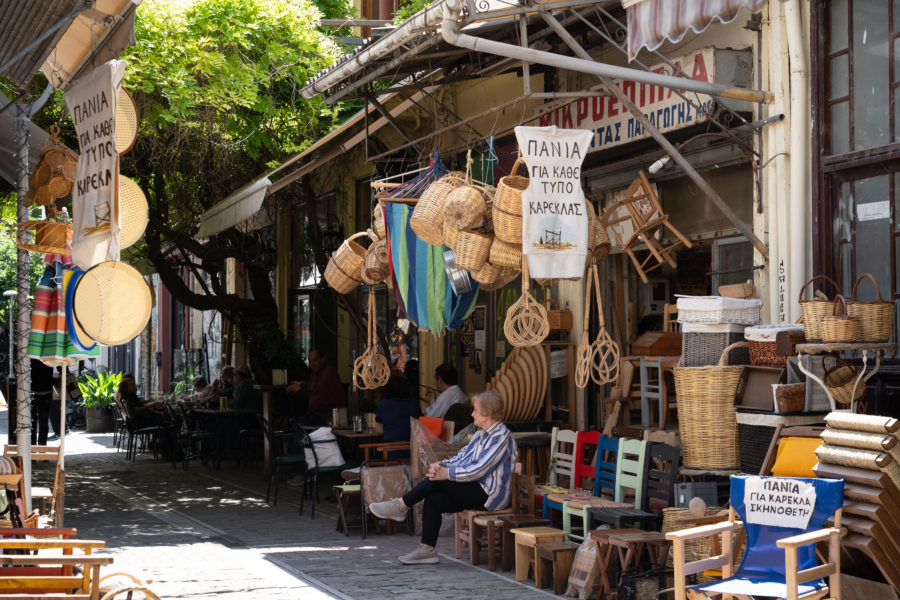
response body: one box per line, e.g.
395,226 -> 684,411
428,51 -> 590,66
626,0 -> 772,61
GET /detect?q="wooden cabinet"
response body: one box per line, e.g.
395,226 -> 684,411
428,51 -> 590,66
542,341 -> 575,429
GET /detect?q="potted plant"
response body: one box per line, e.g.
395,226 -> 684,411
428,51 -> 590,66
78,371 -> 122,433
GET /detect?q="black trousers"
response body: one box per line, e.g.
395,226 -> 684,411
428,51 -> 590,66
31,393 -> 52,445
402,478 -> 487,547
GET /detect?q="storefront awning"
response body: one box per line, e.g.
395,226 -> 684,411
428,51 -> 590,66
625,0 -> 772,61
196,177 -> 272,239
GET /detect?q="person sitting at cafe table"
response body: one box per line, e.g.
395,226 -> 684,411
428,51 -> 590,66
118,375 -> 161,427
212,365 -> 235,400
183,376 -> 214,406
229,365 -> 261,410
425,363 -> 466,419
285,349 -> 346,426
375,372 -> 421,443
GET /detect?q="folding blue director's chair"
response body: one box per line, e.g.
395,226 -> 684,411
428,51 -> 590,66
666,475 -> 844,600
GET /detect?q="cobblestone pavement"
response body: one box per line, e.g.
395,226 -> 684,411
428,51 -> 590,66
1,409 -> 561,599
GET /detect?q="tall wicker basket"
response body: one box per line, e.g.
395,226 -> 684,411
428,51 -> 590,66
674,342 -> 747,470
846,273 -> 894,342
493,158 -> 528,244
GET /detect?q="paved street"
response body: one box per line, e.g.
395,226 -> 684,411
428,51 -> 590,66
0,408 -> 560,599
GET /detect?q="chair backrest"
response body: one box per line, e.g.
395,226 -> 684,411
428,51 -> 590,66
360,463 -> 411,507
663,303 -> 679,332
644,442 -> 680,510
547,427 -> 577,488
759,425 -> 824,478
511,472 -> 537,515
258,415 -> 287,459
729,476 -> 844,580
573,431 -> 602,490
614,438 -> 650,510
3,445 -> 60,461
595,436 -> 621,497
623,171 -> 663,229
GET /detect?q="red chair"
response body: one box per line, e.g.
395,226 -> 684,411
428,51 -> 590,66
573,430 -> 603,490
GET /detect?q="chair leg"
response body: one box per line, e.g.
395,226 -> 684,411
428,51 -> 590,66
469,515 -> 480,566
265,465 -> 273,504
273,463 -> 281,506
454,513 -> 464,559
299,470 -> 307,515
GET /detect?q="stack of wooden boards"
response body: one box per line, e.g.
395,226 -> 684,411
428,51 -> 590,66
813,412 -> 900,592
485,346 -> 547,422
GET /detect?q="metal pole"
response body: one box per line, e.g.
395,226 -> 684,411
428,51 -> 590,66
3,291 -> 14,380
14,106 -> 32,513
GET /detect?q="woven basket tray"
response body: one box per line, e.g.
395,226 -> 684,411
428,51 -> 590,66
676,295 -> 762,325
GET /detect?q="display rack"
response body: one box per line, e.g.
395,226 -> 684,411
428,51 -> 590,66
794,343 -> 897,413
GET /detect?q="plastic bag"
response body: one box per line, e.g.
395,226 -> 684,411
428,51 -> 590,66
305,427 -> 346,468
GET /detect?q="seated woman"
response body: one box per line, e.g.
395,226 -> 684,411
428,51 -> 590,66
375,372 -> 421,443
117,375 -> 161,427
184,376 -> 214,406
369,391 -> 517,565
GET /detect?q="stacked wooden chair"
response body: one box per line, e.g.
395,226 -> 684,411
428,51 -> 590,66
812,412 -> 900,592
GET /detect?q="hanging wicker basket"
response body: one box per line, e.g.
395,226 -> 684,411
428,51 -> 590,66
324,232 -> 369,294
587,201 -> 611,264
444,184 -> 490,230
846,273 -> 894,343
454,230 -> 493,271
410,172 -> 465,245
823,359 -> 866,406
798,275 -> 841,342
489,238 -> 522,269
11,219 -> 72,255
443,222 -> 460,250
493,158 -> 527,243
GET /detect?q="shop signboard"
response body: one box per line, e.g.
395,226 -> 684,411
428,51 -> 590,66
536,47 -> 716,153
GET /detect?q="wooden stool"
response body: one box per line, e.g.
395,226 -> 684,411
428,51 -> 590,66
537,542 -> 579,594
589,527 -> 642,599
499,514 -> 550,571
607,530 -> 669,594
512,526 -> 567,584
588,506 -> 660,532
455,509 -> 513,567
333,483 -> 361,536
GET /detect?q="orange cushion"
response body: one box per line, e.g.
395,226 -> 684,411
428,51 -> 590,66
419,416 -> 444,438
770,437 -> 823,478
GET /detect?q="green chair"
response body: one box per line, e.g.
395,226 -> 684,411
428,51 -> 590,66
259,415 -> 305,506
613,438 -> 650,508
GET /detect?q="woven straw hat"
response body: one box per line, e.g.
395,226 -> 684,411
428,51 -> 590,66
116,87 -> 139,155
73,261 -> 151,346
119,176 -> 148,249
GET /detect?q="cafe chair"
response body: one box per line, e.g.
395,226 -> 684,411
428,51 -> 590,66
258,415 -> 305,506
666,475 -> 844,600
290,419 -> 352,519
360,460 -> 414,538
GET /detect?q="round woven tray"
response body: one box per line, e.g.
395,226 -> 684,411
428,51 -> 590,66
73,261 -> 152,345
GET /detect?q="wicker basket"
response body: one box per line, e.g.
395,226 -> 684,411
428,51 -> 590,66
479,268 -> 518,292
674,342 -> 746,470
489,238 -> 522,268
798,275 -> 841,342
744,324 -> 805,367
361,237 -> 389,285
847,273 -> 894,343
444,184 -> 489,230
543,299 -> 572,331
823,359 -> 866,406
821,295 -> 861,343
12,219 -> 73,255
471,261 -> 504,285
324,231 -> 368,294
373,207 -> 386,239
587,202 -> 611,265
493,159 -> 527,244
410,172 -> 465,245
454,230 -> 492,271
443,222 -> 460,249
680,325 -> 749,367
676,296 -> 762,325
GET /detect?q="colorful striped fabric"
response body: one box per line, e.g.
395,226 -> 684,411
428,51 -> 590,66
627,0 -> 770,61
27,259 -> 100,366
383,202 -> 479,332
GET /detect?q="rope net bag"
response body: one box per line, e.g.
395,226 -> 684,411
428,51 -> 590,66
353,289 -> 391,390
503,259 -> 549,347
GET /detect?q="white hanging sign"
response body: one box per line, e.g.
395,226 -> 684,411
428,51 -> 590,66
515,125 -> 592,280
744,476 -> 816,530
66,59 -> 125,269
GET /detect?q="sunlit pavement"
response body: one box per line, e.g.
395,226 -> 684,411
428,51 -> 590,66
0,408 -> 557,599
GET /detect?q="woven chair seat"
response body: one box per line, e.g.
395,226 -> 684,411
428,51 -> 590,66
473,511 -> 515,527
624,215 -> 668,249
545,493 -> 632,511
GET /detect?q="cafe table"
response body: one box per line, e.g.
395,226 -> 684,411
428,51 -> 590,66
193,408 -> 261,465
330,429 -> 383,464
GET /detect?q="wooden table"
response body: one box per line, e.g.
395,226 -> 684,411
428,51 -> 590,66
511,526 -> 567,584
590,527 -> 642,599
331,429 -> 383,463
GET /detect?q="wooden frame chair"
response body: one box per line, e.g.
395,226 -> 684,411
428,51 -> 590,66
667,476 -> 844,600
0,537 -> 112,598
601,170 -> 693,283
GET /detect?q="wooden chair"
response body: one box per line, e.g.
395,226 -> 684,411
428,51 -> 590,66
667,476 -> 843,600
360,462 -> 413,538
663,303 -> 679,332
540,430 -> 593,526
601,170 -> 693,283
3,444 -> 60,516
533,428 -> 577,512
602,359 -> 641,435
0,537 -> 113,599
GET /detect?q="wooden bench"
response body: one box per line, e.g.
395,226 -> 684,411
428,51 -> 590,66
0,538 -> 110,599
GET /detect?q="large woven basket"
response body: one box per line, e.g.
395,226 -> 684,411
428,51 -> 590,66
444,184 -> 489,230
489,238 -> 522,269
324,231 -> 368,294
410,172 -> 465,245
798,275 -> 841,342
493,158 -> 527,243
847,273 -> 894,342
674,342 -> 746,470
823,359 -> 866,406
821,295 -> 861,343
744,324 -> 805,367
454,230 -> 492,271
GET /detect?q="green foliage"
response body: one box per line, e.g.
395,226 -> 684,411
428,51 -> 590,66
393,0 -> 431,24
77,371 -> 123,409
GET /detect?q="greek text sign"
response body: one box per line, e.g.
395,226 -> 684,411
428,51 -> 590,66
537,48 -> 715,153
745,476 -> 816,530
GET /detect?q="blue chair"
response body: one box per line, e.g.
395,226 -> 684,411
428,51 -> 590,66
542,434 -> 615,525
667,475 -> 844,600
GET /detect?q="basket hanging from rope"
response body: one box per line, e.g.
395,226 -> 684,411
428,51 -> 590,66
324,231 -> 369,294
24,124 -> 77,216
493,158 -> 527,244
12,218 -> 73,255
353,290 -> 391,390
409,171 -> 466,245
503,259 -> 549,347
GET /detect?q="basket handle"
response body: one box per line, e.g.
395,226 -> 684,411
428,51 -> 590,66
367,228 -> 379,243
831,294 -> 850,317
509,157 -> 529,178
798,274 -> 841,303
543,298 -> 559,310
347,231 -> 370,244
717,341 -> 749,367
823,357 -> 858,384
593,262 -> 605,327
851,273 -> 885,303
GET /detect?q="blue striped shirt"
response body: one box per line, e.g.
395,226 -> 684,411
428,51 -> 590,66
443,421 -> 518,510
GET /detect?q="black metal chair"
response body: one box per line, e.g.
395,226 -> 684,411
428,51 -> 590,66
290,419 -> 352,519
121,400 -> 166,462
258,415 -> 305,506
181,407 -> 219,469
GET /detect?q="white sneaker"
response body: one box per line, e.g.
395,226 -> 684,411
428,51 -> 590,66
369,498 -> 408,522
399,544 -> 439,565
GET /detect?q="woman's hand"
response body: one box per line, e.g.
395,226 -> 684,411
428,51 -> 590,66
426,462 -> 449,480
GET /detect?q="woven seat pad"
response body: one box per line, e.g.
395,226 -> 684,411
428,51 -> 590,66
545,493 -> 632,510
536,484 -> 567,498
473,511 -> 516,527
